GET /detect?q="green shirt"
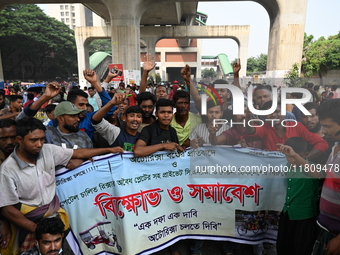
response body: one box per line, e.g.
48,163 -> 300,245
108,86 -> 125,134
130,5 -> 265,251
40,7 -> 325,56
170,112 -> 201,146
283,162 -> 319,220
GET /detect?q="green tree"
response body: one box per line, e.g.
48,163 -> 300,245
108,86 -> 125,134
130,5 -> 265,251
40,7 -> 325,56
247,57 -> 257,72
202,68 -> 216,78
284,63 -> 309,87
246,54 -> 267,73
302,32 -> 340,78
0,4 -> 77,80
89,39 -> 111,55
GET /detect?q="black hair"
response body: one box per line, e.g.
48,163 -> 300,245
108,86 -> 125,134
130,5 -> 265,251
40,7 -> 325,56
284,137 -> 307,154
16,117 -> 46,138
155,85 -> 167,93
44,104 -> 57,114
67,89 -> 88,103
307,82 -> 314,89
86,103 -> 94,112
314,85 -> 320,91
253,85 -> 272,95
317,98 -> 340,125
88,87 -> 95,91
173,90 -> 190,104
35,217 -> 65,241
207,99 -> 221,110
136,92 -> 156,105
155,98 -> 175,112
331,85 -> 338,91
0,119 -> 16,129
27,93 -> 34,101
211,79 -> 228,88
125,105 -> 143,115
307,83 -> 314,89
9,95 -> 23,102
303,102 -> 319,111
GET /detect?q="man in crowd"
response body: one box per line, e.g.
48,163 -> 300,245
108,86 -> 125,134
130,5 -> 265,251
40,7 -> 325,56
20,217 -> 65,255
134,99 -> 184,157
45,101 -> 92,149
0,119 -> 17,250
245,100 -> 328,161
252,85 -> 296,120
91,94 -> 142,151
0,117 -> 124,254
87,86 -> 101,111
0,119 -> 16,164
278,99 -> 340,255
21,70 -> 117,140
0,95 -> 23,120
171,90 -> 201,148
301,102 -> 333,164
190,100 -> 229,148
135,92 -> 156,132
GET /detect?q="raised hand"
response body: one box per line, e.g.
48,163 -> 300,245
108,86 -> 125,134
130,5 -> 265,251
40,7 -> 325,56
233,59 -> 241,74
143,54 -> 156,72
111,93 -> 126,105
83,69 -> 98,84
44,81 -> 61,99
181,64 -> 191,81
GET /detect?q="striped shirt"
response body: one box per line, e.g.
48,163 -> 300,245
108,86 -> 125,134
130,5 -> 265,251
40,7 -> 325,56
189,123 -> 230,145
318,144 -> 340,234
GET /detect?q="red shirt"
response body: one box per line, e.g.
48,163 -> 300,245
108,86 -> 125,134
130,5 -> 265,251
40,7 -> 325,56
221,126 -> 264,149
128,93 -> 136,106
251,122 -> 328,152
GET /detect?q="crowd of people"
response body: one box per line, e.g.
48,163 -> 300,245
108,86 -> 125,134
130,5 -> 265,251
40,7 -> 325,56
0,57 -> 339,255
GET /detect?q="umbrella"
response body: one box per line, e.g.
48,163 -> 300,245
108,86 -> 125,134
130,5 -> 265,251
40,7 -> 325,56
27,84 -> 45,92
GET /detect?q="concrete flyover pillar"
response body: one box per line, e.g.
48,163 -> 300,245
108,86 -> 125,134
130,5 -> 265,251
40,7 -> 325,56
266,0 -> 308,78
74,26 -> 111,87
102,0 -> 148,79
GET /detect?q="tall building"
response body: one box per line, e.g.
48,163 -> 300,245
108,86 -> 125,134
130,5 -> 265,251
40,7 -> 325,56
48,4 -> 105,30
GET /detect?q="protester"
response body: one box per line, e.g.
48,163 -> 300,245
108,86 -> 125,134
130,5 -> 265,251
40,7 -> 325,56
87,86 -> 102,111
0,95 -> 23,120
245,100 -> 328,161
190,100 -> 229,148
278,98 -> 340,255
276,137 -> 319,255
20,217 -> 65,255
135,92 -> 157,132
0,117 -> 123,254
91,94 -> 142,151
134,99 -> 184,157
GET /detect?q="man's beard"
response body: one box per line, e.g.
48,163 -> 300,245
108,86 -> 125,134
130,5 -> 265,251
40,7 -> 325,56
309,122 -> 321,133
64,123 -> 79,133
0,102 -> 6,110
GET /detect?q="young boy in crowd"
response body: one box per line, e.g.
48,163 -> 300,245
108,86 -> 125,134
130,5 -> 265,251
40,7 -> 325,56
276,137 -> 319,255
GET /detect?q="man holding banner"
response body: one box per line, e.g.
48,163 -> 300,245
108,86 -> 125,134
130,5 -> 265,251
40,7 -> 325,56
0,117 -> 124,254
279,99 -> 340,255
